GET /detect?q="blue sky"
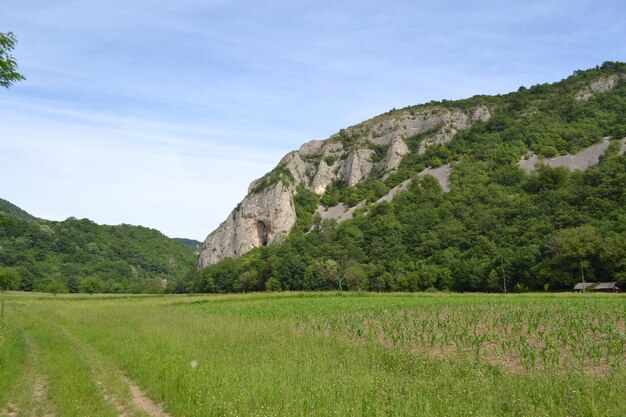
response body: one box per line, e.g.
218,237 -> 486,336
1,0 -> 625,240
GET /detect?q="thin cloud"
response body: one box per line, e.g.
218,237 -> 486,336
1,0 -> 625,238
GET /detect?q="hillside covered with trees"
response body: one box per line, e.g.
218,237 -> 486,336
0,200 -> 197,293
178,62 -> 626,294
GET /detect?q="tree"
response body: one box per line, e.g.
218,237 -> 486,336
265,277 -> 282,292
0,32 -> 26,88
80,276 -> 104,294
344,263 -> 368,291
316,259 -> 342,290
547,226 -> 602,288
0,267 -> 21,291
46,280 -> 68,296
235,270 -> 259,292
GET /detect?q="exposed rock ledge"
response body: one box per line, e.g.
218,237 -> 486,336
518,138 -> 611,173
575,75 -> 624,102
315,164 -> 452,224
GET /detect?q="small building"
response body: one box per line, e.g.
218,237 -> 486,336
574,282 -> 620,292
574,282 -> 597,292
593,282 -> 619,292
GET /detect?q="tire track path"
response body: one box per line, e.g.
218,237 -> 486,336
32,314 -> 172,417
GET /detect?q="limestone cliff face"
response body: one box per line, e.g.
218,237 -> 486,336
198,181 -> 295,268
575,75 -> 624,101
198,104 -> 492,267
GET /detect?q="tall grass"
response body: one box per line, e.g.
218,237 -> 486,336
2,292 -> 625,416
0,308 -> 25,406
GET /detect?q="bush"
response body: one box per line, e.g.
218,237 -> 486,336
80,276 -> 104,294
265,277 -> 282,292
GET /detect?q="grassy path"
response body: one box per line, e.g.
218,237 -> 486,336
1,303 -> 170,417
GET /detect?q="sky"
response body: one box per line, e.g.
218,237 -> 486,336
1,0 -> 625,240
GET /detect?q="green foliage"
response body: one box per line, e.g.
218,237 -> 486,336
0,32 -> 25,88
265,277 -> 282,292
250,164 -> 295,194
333,128 -> 359,150
196,147 -> 626,293
320,176 -> 390,208
0,267 -> 20,291
5,293 -> 625,416
366,142 -> 390,164
293,186 -> 319,232
46,280 -> 68,296
0,198 -> 36,221
172,238 -> 202,251
192,63 -> 626,294
80,276 -> 104,294
0,211 -> 197,294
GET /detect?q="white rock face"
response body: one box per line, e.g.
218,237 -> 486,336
298,140 -> 324,156
344,149 -> 374,186
420,164 -> 452,192
280,151 -> 309,186
382,137 -> 409,173
417,106 -> 491,155
575,75 -> 622,101
198,181 -> 296,268
199,104 -> 490,267
311,160 -> 336,195
518,139 -> 611,173
316,200 -> 367,224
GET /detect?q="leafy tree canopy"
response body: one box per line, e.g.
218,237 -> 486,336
0,32 -> 25,88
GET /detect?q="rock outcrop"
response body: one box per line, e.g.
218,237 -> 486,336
343,149 -> 374,186
198,181 -> 296,268
198,104 -> 491,267
575,75 -> 623,101
416,106 -> 491,155
314,163 -> 454,225
518,139 -> 611,174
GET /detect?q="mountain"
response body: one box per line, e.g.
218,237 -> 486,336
173,238 -> 202,252
194,62 -> 626,293
0,207 -> 197,293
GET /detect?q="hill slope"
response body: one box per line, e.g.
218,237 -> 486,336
0,209 -> 197,293
192,62 -> 626,293
0,198 -> 38,221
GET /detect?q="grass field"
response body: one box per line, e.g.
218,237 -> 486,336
0,292 -> 624,416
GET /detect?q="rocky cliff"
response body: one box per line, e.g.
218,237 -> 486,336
198,105 -> 491,267
198,65 -> 626,268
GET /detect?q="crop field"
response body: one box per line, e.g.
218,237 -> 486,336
0,292 -> 625,417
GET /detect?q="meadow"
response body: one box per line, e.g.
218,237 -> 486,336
0,292 -> 624,416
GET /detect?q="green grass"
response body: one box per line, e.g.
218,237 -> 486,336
0,312 -> 25,407
1,292 -> 625,416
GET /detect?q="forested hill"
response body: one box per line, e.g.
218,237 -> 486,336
183,62 -> 626,294
0,198 -> 38,221
0,201 -> 197,293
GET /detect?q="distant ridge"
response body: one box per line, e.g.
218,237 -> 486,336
173,238 -> 202,252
